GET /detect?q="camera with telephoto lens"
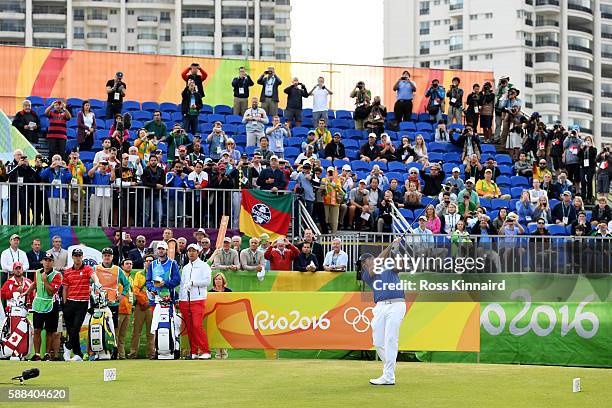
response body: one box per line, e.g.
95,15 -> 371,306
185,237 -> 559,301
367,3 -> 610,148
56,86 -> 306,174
116,121 -> 124,133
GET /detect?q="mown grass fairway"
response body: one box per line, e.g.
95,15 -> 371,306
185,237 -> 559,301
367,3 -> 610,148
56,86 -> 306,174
0,360 -> 610,407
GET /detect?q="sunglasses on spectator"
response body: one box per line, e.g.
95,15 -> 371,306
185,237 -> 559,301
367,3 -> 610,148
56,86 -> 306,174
537,222 -> 545,225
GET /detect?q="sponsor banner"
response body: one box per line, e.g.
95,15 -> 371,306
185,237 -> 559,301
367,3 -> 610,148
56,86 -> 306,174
203,292 -> 480,351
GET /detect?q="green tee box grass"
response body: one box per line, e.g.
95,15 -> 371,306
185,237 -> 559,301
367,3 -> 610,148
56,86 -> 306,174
0,360 -> 610,408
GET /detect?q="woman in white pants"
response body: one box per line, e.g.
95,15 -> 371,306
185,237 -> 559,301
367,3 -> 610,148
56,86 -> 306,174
359,236 -> 406,386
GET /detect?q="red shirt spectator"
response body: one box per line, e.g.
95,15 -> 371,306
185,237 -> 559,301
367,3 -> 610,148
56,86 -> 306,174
63,263 -> 94,301
264,239 -> 300,271
1,262 -> 34,307
181,63 -> 208,96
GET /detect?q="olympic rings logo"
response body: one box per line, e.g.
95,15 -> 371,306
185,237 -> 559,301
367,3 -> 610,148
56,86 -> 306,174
343,307 -> 374,333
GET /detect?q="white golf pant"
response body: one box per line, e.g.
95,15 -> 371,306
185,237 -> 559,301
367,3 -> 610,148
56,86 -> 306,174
371,300 -> 406,382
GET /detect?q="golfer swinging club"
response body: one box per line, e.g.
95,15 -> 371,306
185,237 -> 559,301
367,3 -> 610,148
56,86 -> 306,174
360,236 -> 406,386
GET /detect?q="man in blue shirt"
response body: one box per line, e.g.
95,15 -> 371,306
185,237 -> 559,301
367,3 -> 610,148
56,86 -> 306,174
165,161 -> 194,228
360,236 -> 406,385
392,70 -> 416,123
257,155 -> 286,192
425,79 -> 445,123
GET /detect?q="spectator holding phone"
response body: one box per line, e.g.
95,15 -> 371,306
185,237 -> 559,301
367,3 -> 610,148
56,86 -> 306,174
88,160 -> 116,227
181,79 -> 202,136
45,99 -> 71,160
257,66 -> 282,117
13,100 -> 41,145
144,110 -> 168,140
181,62 -> 207,95
232,66 -> 254,115
243,97 -> 269,147
392,70 -> 416,124
40,155 -> 72,226
106,72 -> 126,118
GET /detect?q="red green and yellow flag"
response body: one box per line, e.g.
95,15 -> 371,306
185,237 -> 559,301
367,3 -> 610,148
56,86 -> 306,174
239,190 -> 292,240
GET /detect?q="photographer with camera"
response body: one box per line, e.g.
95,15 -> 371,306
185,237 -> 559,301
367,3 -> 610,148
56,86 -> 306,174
134,128 -> 158,164
144,110 -> 168,140
595,146 -> 612,201
365,96 -> 387,138
232,66 -> 254,115
257,66 -> 282,117
446,77 -> 464,125
392,70 -> 416,124
109,113 -> 130,153
562,127 -> 582,187
242,96 -> 269,147
283,77 -> 309,128
464,83 -> 481,132
106,72 -> 126,119
425,79 -> 445,123
493,76 -> 512,143
309,76 -> 333,125
265,115 -> 288,158
87,160 -> 116,227
182,62 -> 208,95
479,82 -> 495,143
351,81 -> 371,130
163,123 -> 191,164
180,79 -> 202,137
6,150 -> 37,225
207,121 -> 228,161
499,88 -> 522,148
45,99 -> 71,160
40,155 -> 72,226
13,100 -> 41,145
578,135 -> 598,204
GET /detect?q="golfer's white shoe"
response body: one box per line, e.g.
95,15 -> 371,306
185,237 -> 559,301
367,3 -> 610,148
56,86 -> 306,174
198,353 -> 211,360
369,376 -> 395,385
191,354 -> 198,360
71,355 -> 83,362
63,348 -> 71,362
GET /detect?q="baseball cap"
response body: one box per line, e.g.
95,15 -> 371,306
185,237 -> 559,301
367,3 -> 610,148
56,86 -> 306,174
241,153 -> 248,158
562,191 -> 572,197
326,166 -> 335,173
368,133 -> 377,138
466,178 -> 475,184
259,233 -> 269,242
358,179 -> 367,185
452,167 -> 460,173
342,164 -> 352,171
116,71 -> 123,78
418,215 -> 427,221
333,132 -> 342,137
359,253 -> 374,262
270,155 -> 279,161
157,241 -> 169,250
307,130 -> 315,135
196,227 -> 206,235
72,248 -> 83,256
101,247 -> 114,255
12,261 -> 23,269
223,237 -> 232,243
9,234 -> 20,241
203,158 -> 213,165
42,252 -> 54,261
187,243 -> 201,251
484,169 -> 493,174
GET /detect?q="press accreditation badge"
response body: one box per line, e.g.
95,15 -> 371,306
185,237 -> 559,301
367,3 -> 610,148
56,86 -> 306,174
583,159 -> 589,167
563,217 -> 568,225
114,92 -> 120,101
239,87 -> 245,95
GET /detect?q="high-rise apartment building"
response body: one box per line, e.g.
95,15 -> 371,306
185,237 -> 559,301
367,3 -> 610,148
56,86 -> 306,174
0,0 -> 291,60
384,0 -> 612,143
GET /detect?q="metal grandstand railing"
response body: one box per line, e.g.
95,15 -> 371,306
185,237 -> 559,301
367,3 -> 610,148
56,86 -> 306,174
317,232 -> 612,273
295,200 -> 321,237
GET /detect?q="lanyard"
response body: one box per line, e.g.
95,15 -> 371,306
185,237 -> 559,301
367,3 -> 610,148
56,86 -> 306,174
9,249 -> 20,263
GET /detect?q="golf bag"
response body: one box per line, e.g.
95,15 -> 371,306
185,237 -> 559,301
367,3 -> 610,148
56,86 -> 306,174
151,294 -> 181,360
87,285 -> 116,360
0,293 -> 34,360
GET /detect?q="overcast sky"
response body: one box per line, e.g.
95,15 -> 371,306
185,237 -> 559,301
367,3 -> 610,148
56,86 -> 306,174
290,0 -> 383,66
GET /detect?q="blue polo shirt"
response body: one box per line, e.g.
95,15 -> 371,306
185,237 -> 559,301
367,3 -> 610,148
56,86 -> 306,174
396,81 -> 415,101
361,268 -> 405,303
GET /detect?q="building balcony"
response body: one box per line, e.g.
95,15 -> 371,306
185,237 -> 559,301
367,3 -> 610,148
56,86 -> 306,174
534,103 -> 561,113
0,30 -> 24,38
603,51 -> 612,60
0,11 -> 25,20
536,40 -> 559,47
535,0 -> 560,7
182,31 -> 214,40
567,44 -> 593,55
568,105 -> 593,114
568,2 -> 592,15
182,0 -> 214,5
32,32 -> 65,40
449,44 -> 463,51
534,81 -> 560,93
182,17 -> 215,25
32,13 -> 66,22
534,61 -> 560,74
568,85 -> 593,96
568,25 -> 593,36
449,24 -> 463,32
568,64 -> 593,75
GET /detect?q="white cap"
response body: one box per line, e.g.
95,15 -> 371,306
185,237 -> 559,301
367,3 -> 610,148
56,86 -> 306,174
187,243 -> 201,251
196,227 -> 206,234
368,133 -> 377,138
326,166 -> 335,172
358,179 -> 367,185
342,164 -> 351,171
452,167 -> 460,173
157,241 -> 168,250
270,155 -> 279,161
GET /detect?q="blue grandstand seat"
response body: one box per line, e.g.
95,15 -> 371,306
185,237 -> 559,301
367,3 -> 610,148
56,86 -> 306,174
66,129 -> 76,139
160,112 -> 171,122
91,140 -> 103,151
352,160 -> 370,171
207,114 -> 225,123
160,102 -> 178,112
319,159 -> 333,169
386,172 -> 403,182
495,154 -> 513,166
548,224 -> 567,236
327,110 -> 336,119
371,161 -> 388,171
94,129 -> 107,140
511,176 -> 530,188
66,139 -> 78,153
497,176 -> 511,187
416,123 -> 433,132
491,199 -> 510,210
27,96 -> 44,106
388,162 -> 406,172
277,108 -> 284,117
105,119 -> 115,129
334,159 -> 350,168
284,147 -> 300,158
303,108 -> 313,117
417,113 -> 430,122
510,187 -> 524,199
214,105 -> 232,115
527,224 -> 538,234
222,124 -> 237,134
95,120 -> 106,130
157,143 -> 167,153
335,110 -> 353,120
345,129 -> 363,139
200,123 -> 214,133
386,112 -> 395,122
89,99 -> 105,110
286,138 -> 302,148
429,152 -> 444,162
399,122 -> 417,131
428,142 -> 446,153
201,104 -> 213,114
236,124 -> 246,133
67,118 -> 77,129
246,146 -> 257,156
67,98 -> 83,108
346,149 -> 359,160
445,152 -> 461,163
481,144 -> 496,154
385,130 -> 397,140
132,111 -> 152,121
171,112 -> 183,123
131,120 -> 143,129
142,102 -> 159,112
232,134 -> 246,146
480,199 -> 492,210
123,101 -> 140,111
549,199 -> 560,208
421,133 -> 435,143
343,139 -> 359,149
226,115 -> 243,125
80,151 -> 96,161
448,123 -> 464,131
499,165 -> 513,176
301,118 -> 313,128
292,127 -> 309,138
